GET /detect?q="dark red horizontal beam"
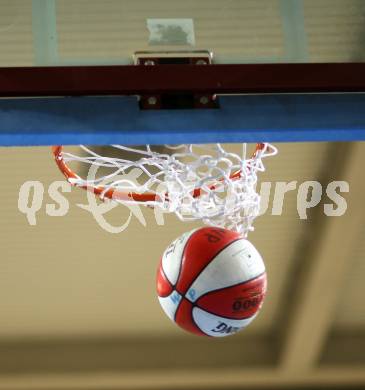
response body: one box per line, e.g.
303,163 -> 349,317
1,63 -> 365,97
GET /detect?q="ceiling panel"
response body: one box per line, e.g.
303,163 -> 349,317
0,143 -> 332,339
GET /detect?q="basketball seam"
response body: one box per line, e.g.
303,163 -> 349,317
194,271 -> 267,303
164,229 -> 197,323
173,295 -> 183,323
158,266 -> 174,298
191,306 -> 212,337
173,229 -> 198,290
180,237 -> 244,297
173,297 -> 211,337
193,304 -> 255,321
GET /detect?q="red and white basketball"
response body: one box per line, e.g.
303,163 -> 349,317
156,227 -> 267,337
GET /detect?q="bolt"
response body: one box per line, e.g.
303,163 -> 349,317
199,96 -> 210,105
144,59 -> 155,66
196,59 -> 208,65
147,96 -> 157,105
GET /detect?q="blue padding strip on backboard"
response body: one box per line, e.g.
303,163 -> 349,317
0,94 -> 365,146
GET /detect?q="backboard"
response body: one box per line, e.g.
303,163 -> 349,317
1,0 -> 365,146
1,0 -> 365,67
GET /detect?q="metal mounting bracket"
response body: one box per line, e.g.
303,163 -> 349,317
134,51 -> 219,110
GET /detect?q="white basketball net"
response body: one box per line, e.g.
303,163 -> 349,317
58,143 -> 277,236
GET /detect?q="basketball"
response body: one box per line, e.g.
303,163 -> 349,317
156,227 -> 267,337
